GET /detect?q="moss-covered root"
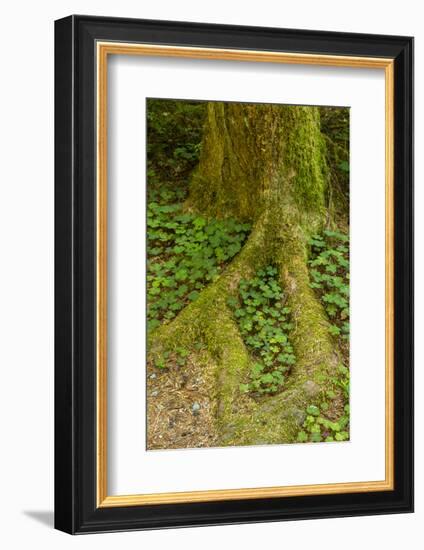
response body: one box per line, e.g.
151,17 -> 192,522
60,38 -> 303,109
148,218 -> 268,355
147,221 -> 267,434
203,304 -> 256,433
278,238 -> 340,388
217,233 -> 341,447
148,284 -> 254,415
148,221 -> 340,447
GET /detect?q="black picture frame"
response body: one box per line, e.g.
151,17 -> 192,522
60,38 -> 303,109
55,14 -> 414,534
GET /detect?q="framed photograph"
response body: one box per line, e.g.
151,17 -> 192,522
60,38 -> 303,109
54,15 -> 413,534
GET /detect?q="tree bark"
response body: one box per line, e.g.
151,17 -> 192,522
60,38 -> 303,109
188,101 -> 327,225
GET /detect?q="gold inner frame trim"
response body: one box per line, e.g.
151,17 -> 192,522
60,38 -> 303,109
96,41 -> 395,508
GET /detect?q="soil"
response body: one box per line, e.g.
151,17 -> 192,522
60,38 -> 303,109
146,351 -> 219,450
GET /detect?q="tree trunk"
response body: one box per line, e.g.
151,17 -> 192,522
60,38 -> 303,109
149,101 -> 344,445
188,102 -> 327,224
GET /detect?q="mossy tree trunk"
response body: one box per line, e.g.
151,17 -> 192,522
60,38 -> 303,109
188,102 -> 327,223
150,102 -> 343,445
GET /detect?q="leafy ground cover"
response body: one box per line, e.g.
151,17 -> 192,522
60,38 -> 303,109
308,229 -> 350,356
296,229 -> 350,443
147,188 -> 251,333
147,99 -> 206,186
297,365 -> 350,443
227,267 -> 296,396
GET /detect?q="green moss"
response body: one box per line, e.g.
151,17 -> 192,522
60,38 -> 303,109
188,103 -> 261,221
188,103 -> 328,226
281,106 -> 327,214
217,226 -> 340,446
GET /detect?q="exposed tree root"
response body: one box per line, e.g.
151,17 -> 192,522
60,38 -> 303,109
148,221 -> 267,425
148,217 -> 342,447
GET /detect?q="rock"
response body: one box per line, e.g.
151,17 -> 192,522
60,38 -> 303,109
220,426 -> 236,444
303,380 -> 320,397
260,400 -> 280,414
192,402 -> 201,416
292,409 -> 307,426
280,407 -> 306,426
151,390 -> 159,397
150,373 -> 157,379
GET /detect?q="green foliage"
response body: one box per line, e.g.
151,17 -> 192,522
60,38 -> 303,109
306,405 -> 320,416
308,229 -> 350,343
227,266 -> 296,396
147,99 -> 206,186
147,187 -> 251,332
329,364 -> 350,401
152,346 -> 194,371
297,366 -> 350,444
175,346 -> 190,367
299,230 -> 350,445
319,106 -> 350,210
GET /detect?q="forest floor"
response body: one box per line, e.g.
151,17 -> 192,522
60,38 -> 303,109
146,351 -> 219,450
145,180 -> 251,449
145,181 -> 220,449
146,183 -> 350,449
